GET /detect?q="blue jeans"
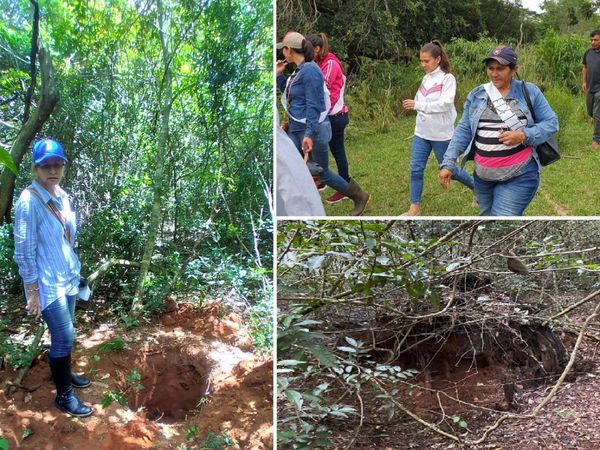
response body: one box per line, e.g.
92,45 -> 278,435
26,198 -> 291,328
329,112 -> 350,182
474,159 -> 539,216
288,120 -> 349,193
410,136 -> 474,204
42,295 -> 77,358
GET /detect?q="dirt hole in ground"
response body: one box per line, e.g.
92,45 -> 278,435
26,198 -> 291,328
124,344 -> 211,422
344,316 -> 569,413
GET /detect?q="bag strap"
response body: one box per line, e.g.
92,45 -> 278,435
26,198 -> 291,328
27,187 -> 72,243
483,82 -> 525,131
520,80 -> 538,124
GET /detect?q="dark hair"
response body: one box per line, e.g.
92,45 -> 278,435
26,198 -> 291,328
591,30 -> 600,38
306,33 -> 330,62
420,40 -> 451,73
287,36 -> 314,62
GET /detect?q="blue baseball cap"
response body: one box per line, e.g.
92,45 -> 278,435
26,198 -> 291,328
32,139 -> 67,165
484,45 -> 518,67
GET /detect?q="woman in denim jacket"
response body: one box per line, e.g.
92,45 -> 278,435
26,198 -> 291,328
439,45 -> 558,216
276,31 -> 370,215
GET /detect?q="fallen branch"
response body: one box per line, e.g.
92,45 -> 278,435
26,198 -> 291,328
87,258 -> 141,286
549,288 -> 600,321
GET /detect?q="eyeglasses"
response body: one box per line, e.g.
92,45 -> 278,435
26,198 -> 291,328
38,163 -> 65,171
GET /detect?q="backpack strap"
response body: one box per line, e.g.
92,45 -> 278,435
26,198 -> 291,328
27,188 -> 72,243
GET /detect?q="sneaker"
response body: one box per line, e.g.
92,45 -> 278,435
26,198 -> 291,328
325,191 -> 348,204
312,177 -> 326,191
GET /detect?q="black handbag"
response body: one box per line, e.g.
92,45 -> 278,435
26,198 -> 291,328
521,81 -> 560,166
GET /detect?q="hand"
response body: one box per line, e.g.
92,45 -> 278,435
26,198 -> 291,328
302,137 -> 313,153
402,99 -> 415,110
583,81 -> 587,94
276,60 -> 288,76
498,130 -> 526,147
439,168 -> 453,189
26,291 -> 41,318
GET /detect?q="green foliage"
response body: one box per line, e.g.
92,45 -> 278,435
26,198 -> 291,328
101,390 -> 127,408
0,148 -> 17,174
451,415 -> 468,429
278,0 -> 537,73
0,319 -> 38,369
2,0 -> 272,339
198,431 -> 235,450
125,368 -> 144,391
534,29 -> 588,93
248,286 -> 273,352
0,437 -> 8,450
98,337 -> 125,353
0,224 -> 17,294
278,312 -> 417,449
186,425 -> 199,441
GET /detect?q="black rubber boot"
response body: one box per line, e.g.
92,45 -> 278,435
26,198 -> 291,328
49,355 -> 93,417
71,371 -> 91,389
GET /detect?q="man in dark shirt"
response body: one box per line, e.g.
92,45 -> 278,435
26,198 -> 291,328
583,30 -> 600,148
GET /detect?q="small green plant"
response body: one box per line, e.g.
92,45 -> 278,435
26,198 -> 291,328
101,390 -> 127,408
119,314 -> 140,329
199,431 -> 235,449
22,428 -> 32,439
186,424 -> 199,441
125,368 -> 144,391
0,436 -> 8,450
98,337 -> 125,353
90,354 -> 101,362
452,415 -> 468,429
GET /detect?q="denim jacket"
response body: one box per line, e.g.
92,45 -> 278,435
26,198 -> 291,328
441,80 -> 559,170
277,61 -> 327,138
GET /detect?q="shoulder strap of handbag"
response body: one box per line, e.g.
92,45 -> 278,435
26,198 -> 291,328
27,187 -> 71,243
483,82 -> 525,131
520,80 -> 537,124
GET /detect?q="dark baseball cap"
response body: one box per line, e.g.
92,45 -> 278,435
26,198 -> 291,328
484,45 -> 518,67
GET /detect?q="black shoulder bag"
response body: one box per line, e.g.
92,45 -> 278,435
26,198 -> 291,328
521,81 -> 560,166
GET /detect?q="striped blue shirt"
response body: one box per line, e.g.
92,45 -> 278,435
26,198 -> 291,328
13,180 -> 80,311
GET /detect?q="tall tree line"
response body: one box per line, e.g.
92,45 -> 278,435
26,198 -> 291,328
0,0 -> 272,313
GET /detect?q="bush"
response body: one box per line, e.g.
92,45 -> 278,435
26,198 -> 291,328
0,224 -> 17,295
534,29 -> 587,94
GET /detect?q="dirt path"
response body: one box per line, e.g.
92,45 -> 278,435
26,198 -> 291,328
0,302 -> 273,449
539,188 -> 570,216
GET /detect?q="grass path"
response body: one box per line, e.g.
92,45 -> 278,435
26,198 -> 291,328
320,101 -> 600,217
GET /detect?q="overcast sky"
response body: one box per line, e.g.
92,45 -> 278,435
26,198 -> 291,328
521,0 -> 543,13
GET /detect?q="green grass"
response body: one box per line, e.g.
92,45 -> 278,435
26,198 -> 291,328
321,93 -> 600,217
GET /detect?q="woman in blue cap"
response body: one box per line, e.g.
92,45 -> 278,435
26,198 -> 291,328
439,45 -> 558,216
13,138 -> 93,417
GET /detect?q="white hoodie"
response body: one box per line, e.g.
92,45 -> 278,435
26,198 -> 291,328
413,66 -> 457,142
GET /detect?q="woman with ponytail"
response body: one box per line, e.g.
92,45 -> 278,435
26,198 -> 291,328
276,31 -> 370,215
402,40 -> 475,216
306,33 -> 356,205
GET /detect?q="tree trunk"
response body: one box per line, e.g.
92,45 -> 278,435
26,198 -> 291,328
0,48 -> 58,223
130,0 -> 172,314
